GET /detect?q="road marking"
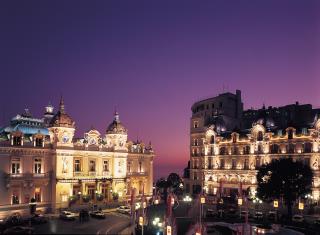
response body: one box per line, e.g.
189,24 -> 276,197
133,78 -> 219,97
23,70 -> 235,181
105,220 -> 129,235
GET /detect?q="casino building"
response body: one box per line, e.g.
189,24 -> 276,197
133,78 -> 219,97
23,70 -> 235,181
0,98 -> 154,216
184,90 -> 320,201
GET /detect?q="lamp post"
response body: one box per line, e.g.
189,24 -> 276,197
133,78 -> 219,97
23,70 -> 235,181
273,200 -> 279,223
200,195 -> 205,234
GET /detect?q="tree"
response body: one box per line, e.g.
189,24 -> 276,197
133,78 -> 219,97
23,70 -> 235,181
257,158 -> 313,220
167,173 -> 183,195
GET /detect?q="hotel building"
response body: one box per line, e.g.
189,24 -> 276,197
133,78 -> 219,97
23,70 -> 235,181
184,90 -> 320,201
0,98 -> 154,217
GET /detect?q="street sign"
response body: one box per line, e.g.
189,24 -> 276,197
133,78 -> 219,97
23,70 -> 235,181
299,202 -> 304,210
166,225 -> 172,235
200,197 -> 205,204
139,216 -> 143,226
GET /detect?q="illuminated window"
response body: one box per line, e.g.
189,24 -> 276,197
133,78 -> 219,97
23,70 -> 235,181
34,158 -> 42,174
12,191 -> 19,204
34,187 -> 41,202
194,121 -> 198,128
61,195 -> 68,202
11,158 -> 21,174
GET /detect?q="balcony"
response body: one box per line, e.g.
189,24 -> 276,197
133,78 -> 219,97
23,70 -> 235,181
127,171 -> 148,177
5,172 -> 51,181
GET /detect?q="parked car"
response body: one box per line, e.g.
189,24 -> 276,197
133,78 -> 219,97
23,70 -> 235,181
267,211 -> 277,221
30,213 -> 47,224
117,206 -> 131,214
254,211 -> 264,220
3,226 -> 34,235
206,209 -> 216,218
90,210 -> 105,219
59,211 -> 77,220
5,213 -> 24,227
314,218 -> 320,226
292,214 -> 304,223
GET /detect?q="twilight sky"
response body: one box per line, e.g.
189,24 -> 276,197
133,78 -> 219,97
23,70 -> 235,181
0,0 -> 319,180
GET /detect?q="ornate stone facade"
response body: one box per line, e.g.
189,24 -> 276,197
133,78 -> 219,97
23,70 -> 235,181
185,91 -> 320,202
0,98 -> 154,217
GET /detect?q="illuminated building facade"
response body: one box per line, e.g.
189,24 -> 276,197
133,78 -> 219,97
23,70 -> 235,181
184,90 -> 320,201
0,98 -> 154,216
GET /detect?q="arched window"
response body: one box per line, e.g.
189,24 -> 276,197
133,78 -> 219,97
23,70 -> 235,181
257,131 -> 263,141
233,135 -> 237,143
13,136 -> 22,146
35,137 -> 43,147
210,135 -> 215,144
288,129 -> 293,139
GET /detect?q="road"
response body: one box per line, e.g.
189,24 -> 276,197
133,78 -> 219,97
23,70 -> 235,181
33,212 -> 130,234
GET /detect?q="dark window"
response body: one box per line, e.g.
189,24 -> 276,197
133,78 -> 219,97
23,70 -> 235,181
270,144 -> 279,154
220,147 -> 226,155
288,144 -> 295,153
208,158 -> 213,169
244,159 -> 249,170
304,142 -> 312,153
74,160 -> 81,172
233,135 -> 237,143
288,130 -> 293,139
257,131 -> 263,141
219,102 -> 223,108
220,159 -> 225,169
35,138 -> 43,147
13,136 -> 21,146
210,135 -> 215,144
243,146 -> 250,154
256,158 -> 260,169
232,159 -> 236,169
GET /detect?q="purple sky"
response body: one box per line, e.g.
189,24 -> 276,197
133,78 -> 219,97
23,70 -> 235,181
1,0 -> 319,180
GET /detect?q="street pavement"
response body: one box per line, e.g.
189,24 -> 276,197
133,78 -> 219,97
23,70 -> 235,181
33,212 -> 130,234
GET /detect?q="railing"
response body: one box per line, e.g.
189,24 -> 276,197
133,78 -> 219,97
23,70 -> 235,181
127,172 -> 148,176
6,172 -> 51,179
